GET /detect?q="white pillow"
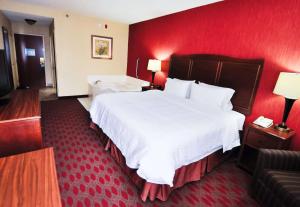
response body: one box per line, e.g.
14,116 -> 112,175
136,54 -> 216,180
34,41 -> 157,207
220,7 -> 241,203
223,101 -> 234,111
164,78 -> 193,98
174,78 -> 195,98
190,83 -> 235,111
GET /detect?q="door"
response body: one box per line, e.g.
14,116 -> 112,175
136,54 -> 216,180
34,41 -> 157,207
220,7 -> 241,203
2,27 -> 13,89
14,34 -> 45,89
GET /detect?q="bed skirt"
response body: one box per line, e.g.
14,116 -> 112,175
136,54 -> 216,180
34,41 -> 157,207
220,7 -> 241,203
90,122 -> 228,201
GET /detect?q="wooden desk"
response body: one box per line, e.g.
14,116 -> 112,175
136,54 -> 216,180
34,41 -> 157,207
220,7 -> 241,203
0,89 -> 42,157
0,147 -> 61,207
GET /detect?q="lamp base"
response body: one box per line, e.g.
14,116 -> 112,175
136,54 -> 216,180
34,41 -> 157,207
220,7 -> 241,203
151,71 -> 156,86
274,123 -> 291,133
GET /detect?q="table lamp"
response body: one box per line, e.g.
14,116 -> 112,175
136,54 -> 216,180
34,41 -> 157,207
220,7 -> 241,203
273,72 -> 300,132
147,59 -> 161,86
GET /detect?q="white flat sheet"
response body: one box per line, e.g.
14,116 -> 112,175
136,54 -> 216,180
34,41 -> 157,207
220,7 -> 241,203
90,90 -> 245,186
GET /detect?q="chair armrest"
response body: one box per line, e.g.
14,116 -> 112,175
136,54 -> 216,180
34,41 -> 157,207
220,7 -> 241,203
253,149 -> 300,178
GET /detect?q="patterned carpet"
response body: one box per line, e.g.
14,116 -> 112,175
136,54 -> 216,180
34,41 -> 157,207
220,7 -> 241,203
41,99 -> 258,207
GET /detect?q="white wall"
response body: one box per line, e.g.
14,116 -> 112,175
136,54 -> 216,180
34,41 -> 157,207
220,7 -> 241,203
0,0 -> 129,96
11,21 -> 53,86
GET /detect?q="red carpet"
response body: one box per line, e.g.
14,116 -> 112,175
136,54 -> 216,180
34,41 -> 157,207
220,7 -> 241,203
42,99 -> 258,207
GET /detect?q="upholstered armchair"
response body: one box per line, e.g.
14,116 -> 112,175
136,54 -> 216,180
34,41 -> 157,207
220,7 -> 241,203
252,149 -> 300,207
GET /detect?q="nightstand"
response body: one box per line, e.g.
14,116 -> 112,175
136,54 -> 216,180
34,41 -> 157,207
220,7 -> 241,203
238,123 -> 295,174
142,85 -> 163,91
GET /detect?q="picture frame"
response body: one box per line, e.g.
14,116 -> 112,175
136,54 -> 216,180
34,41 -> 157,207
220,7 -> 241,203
91,35 -> 113,59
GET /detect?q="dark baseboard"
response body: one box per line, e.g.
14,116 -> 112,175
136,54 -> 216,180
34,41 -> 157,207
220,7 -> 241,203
58,94 -> 88,99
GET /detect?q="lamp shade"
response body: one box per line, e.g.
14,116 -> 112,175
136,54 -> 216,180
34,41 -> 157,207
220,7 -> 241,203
273,72 -> 300,100
147,59 -> 161,72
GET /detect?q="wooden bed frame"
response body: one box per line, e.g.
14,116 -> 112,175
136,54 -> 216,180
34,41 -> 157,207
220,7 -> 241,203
91,54 -> 264,201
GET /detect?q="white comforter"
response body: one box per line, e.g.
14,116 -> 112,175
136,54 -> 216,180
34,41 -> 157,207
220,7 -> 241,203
90,90 -> 245,186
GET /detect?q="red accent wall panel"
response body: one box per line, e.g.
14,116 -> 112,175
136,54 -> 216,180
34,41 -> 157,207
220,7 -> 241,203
127,0 -> 300,149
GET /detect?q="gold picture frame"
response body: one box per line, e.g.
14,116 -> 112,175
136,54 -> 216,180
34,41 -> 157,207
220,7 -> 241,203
91,35 -> 113,59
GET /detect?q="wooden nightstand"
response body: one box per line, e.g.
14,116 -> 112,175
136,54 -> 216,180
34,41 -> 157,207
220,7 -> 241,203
142,85 -> 163,91
238,123 -> 295,173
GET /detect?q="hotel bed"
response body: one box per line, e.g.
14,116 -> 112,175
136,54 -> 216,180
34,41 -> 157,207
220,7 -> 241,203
90,54 -> 264,201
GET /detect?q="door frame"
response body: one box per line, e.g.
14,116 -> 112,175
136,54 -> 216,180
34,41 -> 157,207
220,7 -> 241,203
49,27 -> 57,91
2,26 -> 14,89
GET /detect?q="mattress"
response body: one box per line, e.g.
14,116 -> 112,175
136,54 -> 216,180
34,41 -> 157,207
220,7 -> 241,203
90,90 -> 245,186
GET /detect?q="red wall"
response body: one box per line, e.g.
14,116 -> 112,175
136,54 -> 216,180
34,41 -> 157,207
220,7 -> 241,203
127,0 -> 300,149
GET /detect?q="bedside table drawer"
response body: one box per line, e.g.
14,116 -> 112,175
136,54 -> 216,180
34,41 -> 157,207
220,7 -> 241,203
142,85 -> 163,91
238,123 -> 294,174
247,130 -> 279,149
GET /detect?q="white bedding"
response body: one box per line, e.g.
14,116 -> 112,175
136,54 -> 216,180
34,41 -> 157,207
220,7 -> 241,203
90,90 -> 245,186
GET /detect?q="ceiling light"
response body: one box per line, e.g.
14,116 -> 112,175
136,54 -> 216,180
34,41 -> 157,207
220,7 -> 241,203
24,19 -> 37,25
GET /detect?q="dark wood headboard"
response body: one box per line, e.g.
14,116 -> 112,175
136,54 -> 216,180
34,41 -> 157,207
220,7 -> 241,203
168,54 -> 264,115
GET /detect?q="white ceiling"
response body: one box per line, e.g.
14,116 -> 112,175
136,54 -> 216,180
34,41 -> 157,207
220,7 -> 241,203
12,0 -> 222,24
2,10 -> 53,26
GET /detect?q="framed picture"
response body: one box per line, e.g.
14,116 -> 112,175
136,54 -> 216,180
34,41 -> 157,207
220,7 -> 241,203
91,35 -> 113,59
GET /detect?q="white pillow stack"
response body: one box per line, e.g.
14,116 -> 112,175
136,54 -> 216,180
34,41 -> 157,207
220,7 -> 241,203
189,82 -> 235,111
164,78 -> 235,111
164,78 -> 194,98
